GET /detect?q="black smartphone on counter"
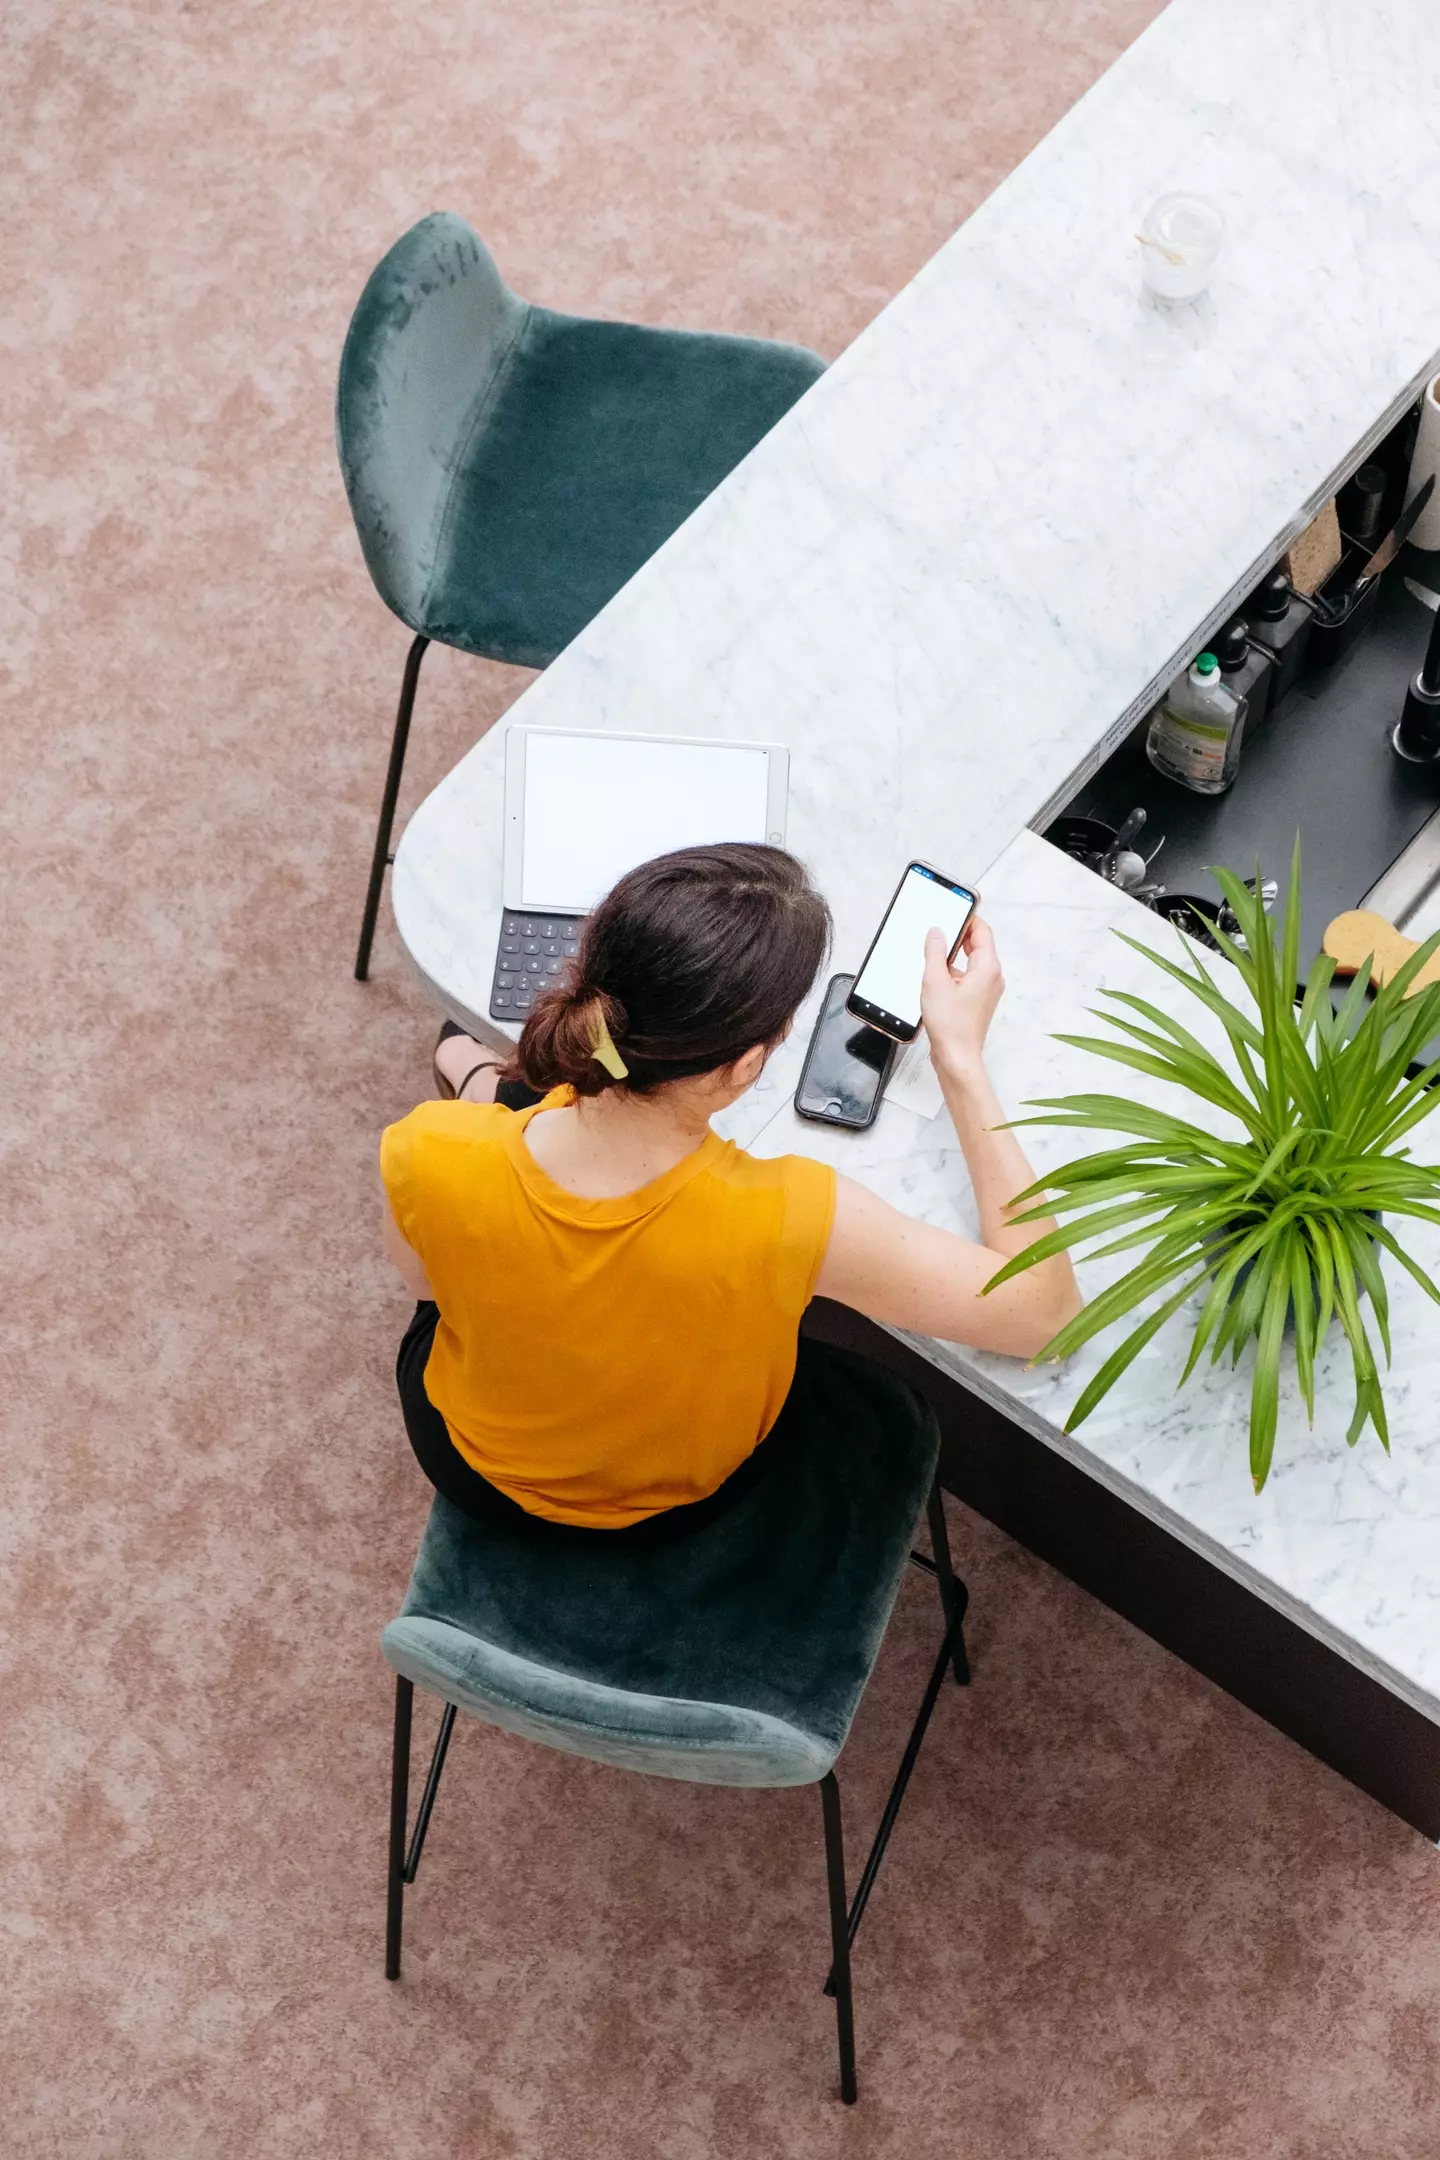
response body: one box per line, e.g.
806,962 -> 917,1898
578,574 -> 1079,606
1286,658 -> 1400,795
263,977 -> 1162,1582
794,974 -> 898,1130
846,861 -> 979,1043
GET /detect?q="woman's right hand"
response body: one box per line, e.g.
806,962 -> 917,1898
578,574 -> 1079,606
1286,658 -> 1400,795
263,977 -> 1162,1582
919,915 -> 1004,1080
819,911 -> 1080,1358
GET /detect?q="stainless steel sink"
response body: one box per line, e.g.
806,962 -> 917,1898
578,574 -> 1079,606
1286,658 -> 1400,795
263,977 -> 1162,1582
1363,805 -> 1440,940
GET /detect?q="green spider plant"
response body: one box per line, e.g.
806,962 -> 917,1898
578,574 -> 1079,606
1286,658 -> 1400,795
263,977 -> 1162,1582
987,840 -> 1440,1491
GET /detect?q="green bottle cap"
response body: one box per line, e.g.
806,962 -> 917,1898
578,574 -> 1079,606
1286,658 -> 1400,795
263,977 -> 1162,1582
1194,652 -> 1219,675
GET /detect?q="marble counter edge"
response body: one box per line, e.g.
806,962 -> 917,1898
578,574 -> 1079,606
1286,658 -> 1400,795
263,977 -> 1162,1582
726,826 -> 1440,1731
884,1321 -> 1440,1728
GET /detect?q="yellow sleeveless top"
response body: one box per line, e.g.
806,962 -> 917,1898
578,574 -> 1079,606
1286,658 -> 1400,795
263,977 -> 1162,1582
380,1092 -> 837,1527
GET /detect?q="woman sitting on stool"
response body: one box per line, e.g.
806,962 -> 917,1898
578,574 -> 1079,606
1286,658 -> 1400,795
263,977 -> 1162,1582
381,844 -> 1080,1541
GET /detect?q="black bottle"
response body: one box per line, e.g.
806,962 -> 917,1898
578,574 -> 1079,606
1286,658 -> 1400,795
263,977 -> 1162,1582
1245,571 -> 1312,704
1214,617 -> 1274,734
1343,461 -> 1387,547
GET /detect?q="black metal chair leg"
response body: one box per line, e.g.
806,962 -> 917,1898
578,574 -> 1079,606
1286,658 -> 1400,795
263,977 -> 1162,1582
355,632 -> 430,981
403,1701 -> 456,1883
823,1601 -> 965,1998
819,1772 -> 858,2105
386,1675 -> 414,1981
926,1475 -> 970,1686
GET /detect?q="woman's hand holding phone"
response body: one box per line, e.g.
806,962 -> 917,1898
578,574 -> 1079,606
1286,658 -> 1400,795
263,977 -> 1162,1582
819,909 -> 1083,1355
919,915 -> 1005,1083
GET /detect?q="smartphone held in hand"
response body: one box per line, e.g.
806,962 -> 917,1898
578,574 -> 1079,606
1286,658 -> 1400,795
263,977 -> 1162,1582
846,862 -> 979,1042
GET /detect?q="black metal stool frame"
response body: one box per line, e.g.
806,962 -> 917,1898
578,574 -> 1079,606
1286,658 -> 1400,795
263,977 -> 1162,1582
383,1470 -> 968,2106
354,633 -> 431,981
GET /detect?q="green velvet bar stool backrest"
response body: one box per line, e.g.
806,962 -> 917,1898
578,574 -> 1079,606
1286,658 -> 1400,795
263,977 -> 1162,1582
336,212 -> 826,669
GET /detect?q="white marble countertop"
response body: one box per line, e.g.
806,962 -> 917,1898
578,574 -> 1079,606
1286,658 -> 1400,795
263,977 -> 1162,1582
392,0 -> 1440,1719
747,832 -> 1440,1727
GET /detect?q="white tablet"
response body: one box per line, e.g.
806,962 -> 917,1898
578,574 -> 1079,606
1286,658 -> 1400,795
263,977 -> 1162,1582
502,727 -> 790,915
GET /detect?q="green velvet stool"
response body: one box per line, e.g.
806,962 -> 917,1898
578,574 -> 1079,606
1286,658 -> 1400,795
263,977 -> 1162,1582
381,1337 -> 968,2105
337,211 -> 826,978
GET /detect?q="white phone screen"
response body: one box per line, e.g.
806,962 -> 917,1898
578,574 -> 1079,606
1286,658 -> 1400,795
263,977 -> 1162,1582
852,866 -> 976,1031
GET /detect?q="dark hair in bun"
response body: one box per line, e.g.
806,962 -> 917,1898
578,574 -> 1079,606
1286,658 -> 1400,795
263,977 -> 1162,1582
512,843 -> 830,1099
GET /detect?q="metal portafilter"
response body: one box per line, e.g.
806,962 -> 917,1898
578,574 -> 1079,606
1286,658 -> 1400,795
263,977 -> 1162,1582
1393,600 -> 1440,763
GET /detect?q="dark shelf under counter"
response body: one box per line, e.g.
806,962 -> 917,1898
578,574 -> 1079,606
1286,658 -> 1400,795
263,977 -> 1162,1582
1049,549 -> 1440,970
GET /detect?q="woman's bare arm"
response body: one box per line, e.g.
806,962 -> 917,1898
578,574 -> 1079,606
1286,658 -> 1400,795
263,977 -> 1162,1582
380,1030 -> 504,1300
384,1194 -> 434,1301
814,917 -> 1081,1359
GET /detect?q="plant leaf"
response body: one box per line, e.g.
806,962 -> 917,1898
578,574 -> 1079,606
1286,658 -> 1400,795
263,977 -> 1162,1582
1059,1274 -> 1209,1430
1249,1243 -> 1293,1491
1289,1231 -> 1317,1424
1280,836 -> 1303,1011
1305,1214 -> 1335,1357
1003,1240 -> 1207,1365
1091,992 -> 1267,1127
1000,838 -> 1440,1484
982,1195 -> 1182,1282
1047,1033 -> 1270,1138
1367,1217 -> 1440,1309
1238,1126 -> 1307,1201
1112,930 -> 1267,1072
1329,957 -> 1375,1049
1297,951 -> 1338,1044
1180,1220 -> 1277,1382
1344,1219 -> 1391,1365
1216,861 -> 1289,1130
1081,1199 -> 1264,1267
1006,1094 -> 1251,1153
1321,1220 -> 1384,1451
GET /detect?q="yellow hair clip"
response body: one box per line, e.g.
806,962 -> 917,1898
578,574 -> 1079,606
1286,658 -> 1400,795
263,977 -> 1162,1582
590,1006 -> 629,1080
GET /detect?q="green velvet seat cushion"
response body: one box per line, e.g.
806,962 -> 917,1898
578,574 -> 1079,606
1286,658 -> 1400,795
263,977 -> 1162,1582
336,212 -> 825,670
425,309 -> 823,666
383,1337 -> 940,1788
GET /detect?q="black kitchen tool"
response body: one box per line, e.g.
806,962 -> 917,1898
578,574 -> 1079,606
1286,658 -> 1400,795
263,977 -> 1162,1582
1307,550 -> 1382,665
1046,815 -> 1115,867
1151,893 -> 1222,949
1343,462 -> 1388,547
1313,473 -> 1437,630
1358,472 -> 1436,581
1393,590 -> 1440,763
1098,805 -> 1147,884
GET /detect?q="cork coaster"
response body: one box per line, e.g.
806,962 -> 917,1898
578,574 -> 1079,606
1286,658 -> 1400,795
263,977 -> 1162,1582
1322,909 -> 1440,994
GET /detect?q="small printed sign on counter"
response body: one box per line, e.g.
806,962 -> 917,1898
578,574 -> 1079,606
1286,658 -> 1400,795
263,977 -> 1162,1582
885,1031 -> 947,1120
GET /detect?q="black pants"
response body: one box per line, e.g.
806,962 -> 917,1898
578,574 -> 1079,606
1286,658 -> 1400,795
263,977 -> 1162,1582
397,1299 -> 796,1546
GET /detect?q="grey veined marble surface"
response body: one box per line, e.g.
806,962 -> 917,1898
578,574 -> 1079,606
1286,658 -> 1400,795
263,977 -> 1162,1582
392,0 -> 1440,1717
748,833 -> 1440,1727
396,0 -> 1440,1007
